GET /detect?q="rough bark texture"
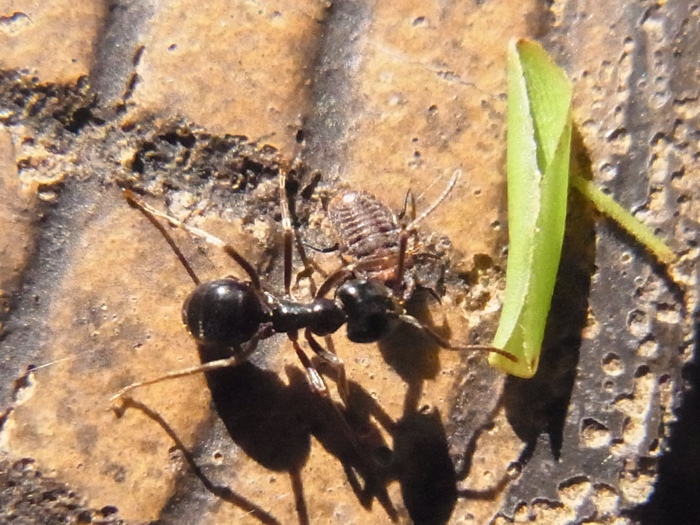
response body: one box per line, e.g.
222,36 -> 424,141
0,1 -> 698,524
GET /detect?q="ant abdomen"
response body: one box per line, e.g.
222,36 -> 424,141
183,279 -> 270,347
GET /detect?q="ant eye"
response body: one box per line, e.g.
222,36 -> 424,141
336,280 -> 390,312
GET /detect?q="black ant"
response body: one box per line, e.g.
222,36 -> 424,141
112,172 -> 350,405
111,171 -> 515,409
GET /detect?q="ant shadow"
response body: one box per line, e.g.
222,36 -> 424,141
377,289 -> 525,523
203,343 -> 399,522
369,224 -> 593,525
372,291 -> 462,525
124,342 -> 400,524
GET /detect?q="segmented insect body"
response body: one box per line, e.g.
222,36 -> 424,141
321,173 -> 516,361
328,190 -> 416,299
326,172 -> 461,302
329,191 -> 401,262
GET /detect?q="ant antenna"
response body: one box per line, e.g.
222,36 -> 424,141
278,170 -> 295,297
397,314 -> 517,362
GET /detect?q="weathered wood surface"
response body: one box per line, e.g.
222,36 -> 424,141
0,1 -> 697,523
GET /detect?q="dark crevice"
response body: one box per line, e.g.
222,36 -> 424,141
0,179 -> 106,409
64,105 -> 101,133
0,456 -> 125,524
300,0 -> 374,180
635,305 -> 700,524
90,0 -> 157,110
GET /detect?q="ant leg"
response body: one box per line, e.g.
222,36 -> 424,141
393,227 -> 410,299
316,268 -> 354,298
292,236 -> 321,297
123,189 -> 261,290
280,169 -> 324,296
289,335 -> 377,468
305,330 -> 349,404
278,170 -> 295,297
397,314 -> 518,362
391,169 -> 461,300
290,242 -> 330,292
110,336 -> 263,414
288,333 -> 329,397
397,188 -> 416,222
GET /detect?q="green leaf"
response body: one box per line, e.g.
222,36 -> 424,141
489,39 -> 573,378
488,40 -> 676,378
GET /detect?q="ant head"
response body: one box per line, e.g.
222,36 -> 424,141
183,278 -> 269,347
335,279 -> 401,343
